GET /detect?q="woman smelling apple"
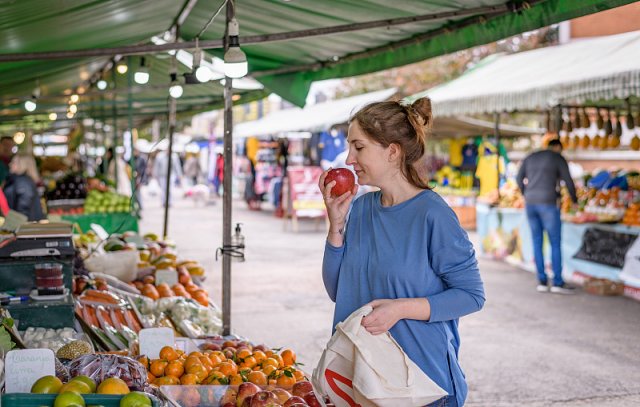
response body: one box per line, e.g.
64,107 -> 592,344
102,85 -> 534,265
319,97 -> 485,407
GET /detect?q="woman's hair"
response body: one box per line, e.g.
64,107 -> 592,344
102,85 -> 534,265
350,97 -> 432,189
10,154 -> 40,183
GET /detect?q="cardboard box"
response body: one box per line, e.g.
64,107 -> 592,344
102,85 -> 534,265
583,278 -> 625,296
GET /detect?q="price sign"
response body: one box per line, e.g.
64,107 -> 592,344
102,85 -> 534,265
139,327 -> 175,359
5,349 -> 55,393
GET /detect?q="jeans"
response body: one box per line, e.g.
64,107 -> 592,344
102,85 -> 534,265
427,395 -> 458,407
525,204 -> 564,286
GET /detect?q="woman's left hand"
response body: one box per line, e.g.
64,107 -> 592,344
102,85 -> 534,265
361,299 -> 404,335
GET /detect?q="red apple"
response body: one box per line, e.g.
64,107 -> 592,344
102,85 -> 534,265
291,381 -> 314,398
222,404 -> 236,407
237,382 -> 261,407
250,391 -> 280,407
271,388 -> 292,404
324,168 -> 355,197
303,392 -> 322,407
283,396 -> 307,407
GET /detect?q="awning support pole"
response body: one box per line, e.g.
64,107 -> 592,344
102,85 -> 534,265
221,2 -> 233,337
494,112 -> 501,201
163,97 -> 176,238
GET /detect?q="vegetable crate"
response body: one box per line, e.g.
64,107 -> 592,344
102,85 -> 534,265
1,393 -> 159,407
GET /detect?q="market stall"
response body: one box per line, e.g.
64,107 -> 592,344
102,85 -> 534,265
410,30 -> 640,300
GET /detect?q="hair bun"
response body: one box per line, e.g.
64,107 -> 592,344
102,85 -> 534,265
410,97 -> 432,127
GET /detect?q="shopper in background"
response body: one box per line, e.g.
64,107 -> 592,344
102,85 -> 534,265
153,147 -> 183,207
320,98 -> 485,407
0,135 -> 16,167
4,154 -> 44,221
516,138 -> 578,294
183,153 -> 201,186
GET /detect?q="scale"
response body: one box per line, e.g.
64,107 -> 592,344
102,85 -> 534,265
0,222 -> 74,258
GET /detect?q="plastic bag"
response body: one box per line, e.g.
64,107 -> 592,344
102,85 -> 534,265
68,354 -> 147,390
85,250 -> 138,282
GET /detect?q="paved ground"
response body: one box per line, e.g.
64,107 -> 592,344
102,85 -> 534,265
139,187 -> 640,406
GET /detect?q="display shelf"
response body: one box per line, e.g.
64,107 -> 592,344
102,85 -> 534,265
5,292 -> 75,330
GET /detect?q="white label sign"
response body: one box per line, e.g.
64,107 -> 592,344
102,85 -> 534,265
175,337 -> 197,354
5,349 -> 55,393
155,269 -> 178,287
139,327 -> 174,359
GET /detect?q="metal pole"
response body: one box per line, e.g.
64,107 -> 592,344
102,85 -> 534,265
494,112 -> 501,201
127,56 -> 136,212
163,98 -> 177,238
111,70 -> 118,190
222,3 -> 234,336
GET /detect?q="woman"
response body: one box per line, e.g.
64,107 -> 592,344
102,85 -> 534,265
319,98 -> 485,407
4,154 -> 44,221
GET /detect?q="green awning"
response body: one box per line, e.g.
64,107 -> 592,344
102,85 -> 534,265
0,0 -> 635,128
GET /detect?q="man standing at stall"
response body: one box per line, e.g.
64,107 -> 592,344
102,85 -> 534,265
516,139 -> 578,294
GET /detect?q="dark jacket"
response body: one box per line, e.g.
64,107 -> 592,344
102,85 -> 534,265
3,174 -> 45,221
516,149 -> 578,205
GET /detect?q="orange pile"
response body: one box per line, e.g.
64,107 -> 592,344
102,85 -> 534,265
144,344 -> 305,387
134,268 -> 209,307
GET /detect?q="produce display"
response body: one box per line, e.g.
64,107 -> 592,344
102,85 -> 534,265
84,190 -> 131,214
561,182 -> 639,224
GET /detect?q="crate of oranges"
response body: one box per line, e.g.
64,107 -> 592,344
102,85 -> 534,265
142,343 -> 306,389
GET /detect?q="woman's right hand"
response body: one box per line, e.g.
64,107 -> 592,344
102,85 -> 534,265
318,168 -> 358,231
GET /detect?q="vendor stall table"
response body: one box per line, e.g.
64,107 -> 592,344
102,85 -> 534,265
476,203 -> 640,300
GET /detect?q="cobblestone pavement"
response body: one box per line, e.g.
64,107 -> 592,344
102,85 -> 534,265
139,188 -> 640,406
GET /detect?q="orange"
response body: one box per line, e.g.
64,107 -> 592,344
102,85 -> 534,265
281,349 -> 296,366
31,375 -> 63,394
276,372 -> 296,388
292,368 -> 306,382
262,364 -> 277,378
153,376 -> 178,386
164,361 -> 185,378
262,358 -> 279,370
180,373 -> 199,385
272,354 -> 285,368
137,356 -> 150,370
58,381 -> 91,395
236,348 -> 251,360
247,371 -> 268,386
192,290 -> 208,306
229,374 -> 244,385
208,353 -> 223,366
183,356 -> 202,371
186,364 -> 208,382
70,375 -> 97,393
188,351 -> 203,358
96,377 -> 130,394
211,351 -> 226,361
160,346 -> 179,362
203,371 -> 227,385
198,356 -> 214,372
150,360 -> 168,377
216,361 -> 238,377
147,372 -> 156,383
240,356 -> 257,369
252,350 -> 266,364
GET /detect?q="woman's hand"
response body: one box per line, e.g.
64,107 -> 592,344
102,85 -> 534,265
362,298 -> 431,335
319,168 -> 358,241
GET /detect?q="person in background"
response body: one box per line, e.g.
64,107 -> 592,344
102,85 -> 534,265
153,147 -> 183,207
183,153 -> 201,186
97,147 -> 114,178
320,98 -> 485,407
4,154 -> 44,221
516,138 -> 578,294
0,136 -> 16,167
213,153 -> 224,196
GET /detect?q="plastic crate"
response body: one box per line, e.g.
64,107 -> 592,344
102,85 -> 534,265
1,393 -> 159,407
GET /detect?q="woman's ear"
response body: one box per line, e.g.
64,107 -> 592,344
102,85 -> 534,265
387,143 -> 402,163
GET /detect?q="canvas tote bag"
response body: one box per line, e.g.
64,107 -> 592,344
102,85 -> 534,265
313,305 -> 447,407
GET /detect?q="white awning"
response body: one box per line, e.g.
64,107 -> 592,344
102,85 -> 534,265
432,116 -> 543,138
234,88 -> 397,138
410,30 -> 640,117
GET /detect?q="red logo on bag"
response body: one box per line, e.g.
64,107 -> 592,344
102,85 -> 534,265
325,369 -> 361,407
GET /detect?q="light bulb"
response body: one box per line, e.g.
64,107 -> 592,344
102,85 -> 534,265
223,18 -> 248,79
97,80 -> 107,90
169,84 -> 183,98
70,94 -> 79,103
116,61 -> 128,74
69,104 -> 78,114
25,100 -> 37,112
223,59 -> 248,79
195,65 -> 212,82
49,113 -> 57,121
134,71 -> 150,84
66,112 -> 74,119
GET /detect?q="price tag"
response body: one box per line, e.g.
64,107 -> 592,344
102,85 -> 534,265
175,337 -> 197,354
139,327 -> 174,359
5,349 -> 55,393
155,269 -> 178,287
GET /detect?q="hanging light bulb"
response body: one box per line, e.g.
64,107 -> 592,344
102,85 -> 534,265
134,57 -> 150,84
69,104 -> 78,114
97,79 -> 108,90
169,73 -> 183,98
116,60 -> 128,74
66,112 -> 74,119
195,65 -> 212,82
223,18 -> 248,78
70,94 -> 79,103
49,113 -> 58,121
25,99 -> 37,112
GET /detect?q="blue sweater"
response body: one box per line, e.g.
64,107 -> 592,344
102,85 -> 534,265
322,190 -> 485,406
